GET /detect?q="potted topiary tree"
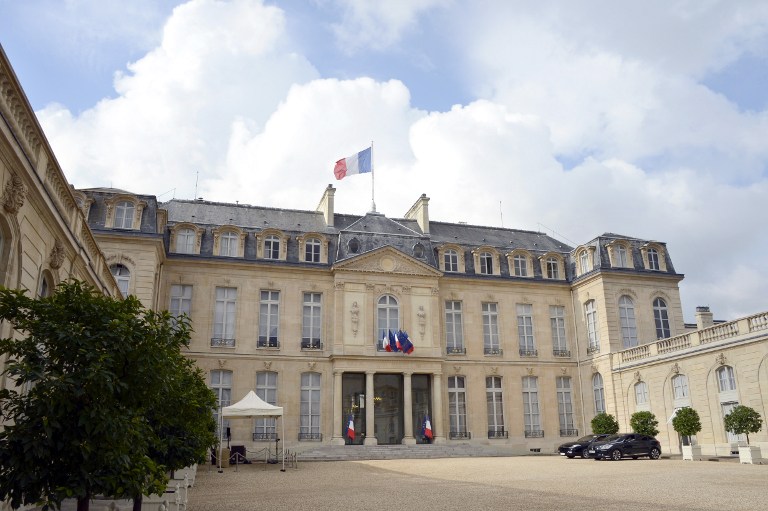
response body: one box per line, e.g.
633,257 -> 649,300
630,411 -> 659,437
591,412 -> 620,435
723,405 -> 763,464
672,407 -> 702,461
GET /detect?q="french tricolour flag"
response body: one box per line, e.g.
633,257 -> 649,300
423,415 -> 433,440
346,415 -> 355,441
334,147 -> 372,180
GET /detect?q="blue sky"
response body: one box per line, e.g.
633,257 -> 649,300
1,0 -> 767,323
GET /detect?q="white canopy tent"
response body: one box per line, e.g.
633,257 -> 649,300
220,390 -> 285,471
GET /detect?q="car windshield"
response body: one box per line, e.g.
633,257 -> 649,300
601,434 -> 622,442
576,435 -> 597,443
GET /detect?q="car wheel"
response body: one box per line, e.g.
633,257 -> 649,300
566,454 -> 574,459
649,448 -> 661,460
581,450 -> 589,459
611,449 -> 622,461
632,456 -> 638,460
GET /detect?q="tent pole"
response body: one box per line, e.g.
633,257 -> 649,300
280,417 -> 286,472
218,406 -> 223,473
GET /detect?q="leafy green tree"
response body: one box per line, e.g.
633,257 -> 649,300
724,405 -> 763,445
0,281 -> 211,511
630,411 -> 659,437
591,412 -> 619,434
671,407 -> 702,446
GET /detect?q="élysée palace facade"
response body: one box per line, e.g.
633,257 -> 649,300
1,47 -> 766,457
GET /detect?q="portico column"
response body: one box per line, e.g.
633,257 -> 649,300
431,372 -> 446,444
402,371 -> 415,444
364,371 -> 377,445
332,370 -> 344,445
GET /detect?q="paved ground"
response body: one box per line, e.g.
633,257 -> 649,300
188,456 -> 767,511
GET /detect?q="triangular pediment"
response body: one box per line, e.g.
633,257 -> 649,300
333,246 -> 442,277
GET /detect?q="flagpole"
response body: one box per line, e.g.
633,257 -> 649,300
370,140 -> 376,212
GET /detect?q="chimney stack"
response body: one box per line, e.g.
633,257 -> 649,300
695,306 -> 714,329
316,184 -> 336,227
404,193 -> 430,234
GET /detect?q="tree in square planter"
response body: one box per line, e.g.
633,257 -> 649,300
723,405 -> 764,464
591,413 -> 620,435
671,407 -> 702,461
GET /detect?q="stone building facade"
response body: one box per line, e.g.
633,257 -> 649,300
2,47 -> 766,457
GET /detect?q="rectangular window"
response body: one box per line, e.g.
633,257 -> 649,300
672,375 -> 689,400
176,228 -> 195,254
550,305 -> 568,356
170,284 -> 192,318
448,376 -> 468,438
486,376 -> 505,437
445,301 -> 464,354
211,369 -> 232,435
220,232 -> 238,257
517,304 -> 536,356
479,253 -> 493,274
557,376 -> 575,436
482,302 -> 500,355
546,258 -> 560,279
585,301 -> 599,352
513,255 -> 528,277
615,245 -> 627,267
254,372 -> 278,440
213,287 -> 237,346
635,382 -> 649,405
444,250 -> 458,272
259,290 -> 280,348
300,372 -> 322,440
265,236 -> 280,259
305,238 -> 321,263
522,376 -> 541,436
647,249 -> 660,270
302,292 -> 322,349
114,201 -> 134,229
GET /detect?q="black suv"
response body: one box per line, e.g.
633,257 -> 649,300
558,434 -> 610,458
589,433 -> 662,460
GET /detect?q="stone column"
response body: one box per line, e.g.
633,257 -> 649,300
402,371 -> 415,444
331,370 -> 345,445
432,372 -> 446,444
364,371 -> 378,445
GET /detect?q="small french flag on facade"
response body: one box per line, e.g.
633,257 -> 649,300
346,415 -> 355,441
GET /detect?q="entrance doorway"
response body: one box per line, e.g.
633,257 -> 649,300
374,374 -> 403,444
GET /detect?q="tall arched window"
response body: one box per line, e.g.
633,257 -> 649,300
592,373 -> 605,414
377,295 -> 399,341
634,381 -> 649,405
716,366 -> 736,392
585,300 -> 599,352
672,374 -> 689,400
38,272 -> 53,298
110,264 -> 130,297
653,298 -> 671,339
618,296 -> 638,348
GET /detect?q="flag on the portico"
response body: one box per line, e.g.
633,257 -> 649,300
422,415 -> 433,440
387,330 -> 399,352
334,146 -> 372,180
394,330 -> 403,351
346,415 -> 355,441
383,333 -> 392,352
398,330 -> 414,354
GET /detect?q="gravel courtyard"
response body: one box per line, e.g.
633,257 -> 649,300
187,456 -> 767,511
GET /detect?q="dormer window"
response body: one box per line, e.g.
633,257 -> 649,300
514,255 -> 528,276
546,257 -> 560,279
177,228 -> 196,254
615,244 -> 628,267
114,201 -> 135,229
640,243 -> 667,272
306,238 -> 321,262
413,243 -> 425,259
479,252 -> 493,275
647,248 -> 660,270
579,251 -> 591,274
220,231 -> 239,257
265,235 -> 280,259
348,238 -> 360,254
444,249 -> 458,272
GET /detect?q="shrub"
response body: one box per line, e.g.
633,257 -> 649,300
630,411 -> 659,437
671,407 -> 702,445
724,405 -> 763,445
591,412 -> 619,434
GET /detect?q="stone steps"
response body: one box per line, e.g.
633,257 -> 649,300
295,443 -> 535,462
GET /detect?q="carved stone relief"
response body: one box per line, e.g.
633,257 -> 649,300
1,173 -> 27,214
49,239 -> 65,270
417,305 -> 427,340
350,301 -> 360,337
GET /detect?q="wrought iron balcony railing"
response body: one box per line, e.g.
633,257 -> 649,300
488,429 -> 508,439
253,432 -> 277,441
484,348 -> 503,356
301,339 -> 323,350
211,337 -> 235,348
447,346 -> 467,355
553,349 -> 571,357
560,428 -> 579,437
519,348 -> 538,357
257,337 -> 280,349
298,432 -> 323,441
524,429 -> 544,438
449,431 -> 471,440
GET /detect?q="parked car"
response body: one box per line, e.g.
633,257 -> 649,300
558,434 -> 610,458
589,433 -> 662,460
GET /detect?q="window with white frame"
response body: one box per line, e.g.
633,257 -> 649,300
444,249 -> 458,272
211,369 -> 232,436
169,284 -> 192,318
557,377 -> 575,435
513,254 -> 528,277
721,401 -> 746,444
592,373 -> 605,414
618,295 -> 638,348
717,366 -> 736,392
254,371 -> 278,440
305,238 -> 321,263
259,290 -> 280,348
647,248 -> 660,270
176,228 -> 196,254
585,300 -> 599,352
300,372 -> 322,440
546,257 -> 560,279
672,374 -> 689,400
264,235 -> 280,259
110,264 -> 130,298
445,301 -> 464,353
653,298 -> 671,339
550,305 -> 568,355
302,292 -> 322,349
579,250 -> 591,274
114,201 -> 135,229
522,376 -> 541,436
635,381 -> 649,405
482,302 -> 500,355
213,287 -> 237,345
220,231 -> 239,257
377,295 -> 399,343
614,244 -> 628,267
448,376 -> 467,438
517,304 -> 536,355
479,252 -> 493,275
486,376 -> 505,436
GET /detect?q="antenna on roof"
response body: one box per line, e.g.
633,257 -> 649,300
499,201 -> 504,228
194,171 -> 199,200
